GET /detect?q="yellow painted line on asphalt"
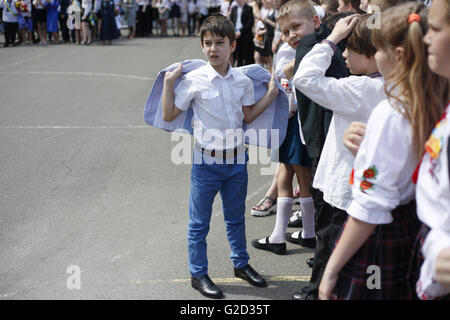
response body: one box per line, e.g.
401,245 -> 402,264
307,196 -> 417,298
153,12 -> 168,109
131,276 -> 310,285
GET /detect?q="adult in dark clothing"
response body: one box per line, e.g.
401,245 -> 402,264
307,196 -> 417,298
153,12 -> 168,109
59,0 -> 71,42
99,0 -> 118,44
291,24 -> 350,300
229,0 -> 254,66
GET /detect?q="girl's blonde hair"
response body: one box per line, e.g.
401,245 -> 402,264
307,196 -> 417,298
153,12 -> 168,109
371,1 -> 449,160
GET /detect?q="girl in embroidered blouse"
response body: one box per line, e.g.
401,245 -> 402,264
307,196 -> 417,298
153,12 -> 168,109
411,0 -> 450,300
319,2 -> 448,300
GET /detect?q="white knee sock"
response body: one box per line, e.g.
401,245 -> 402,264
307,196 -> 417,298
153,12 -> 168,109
299,197 -> 315,239
267,197 -> 293,243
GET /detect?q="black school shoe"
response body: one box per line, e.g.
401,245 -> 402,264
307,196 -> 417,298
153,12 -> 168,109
191,274 -> 224,299
285,232 -> 316,248
234,264 -> 267,287
251,237 -> 286,255
288,214 -> 303,228
306,257 -> 314,268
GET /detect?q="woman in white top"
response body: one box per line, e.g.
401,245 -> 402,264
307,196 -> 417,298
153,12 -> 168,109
81,0 -> 92,44
318,3 -> 449,300
33,0 -> 48,44
410,0 -> 450,300
158,0 -> 170,36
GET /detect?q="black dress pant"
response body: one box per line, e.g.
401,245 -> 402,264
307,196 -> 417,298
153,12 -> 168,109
4,22 -> 18,46
234,36 -> 254,66
137,5 -> 152,36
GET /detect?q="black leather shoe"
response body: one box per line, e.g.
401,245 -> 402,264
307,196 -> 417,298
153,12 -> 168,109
292,287 -> 315,300
191,275 -> 224,299
306,257 -> 314,268
285,233 -> 316,248
251,237 -> 286,255
234,264 -> 267,287
288,215 -> 303,228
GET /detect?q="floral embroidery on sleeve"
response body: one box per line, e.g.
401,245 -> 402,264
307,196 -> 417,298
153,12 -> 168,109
360,165 -> 378,193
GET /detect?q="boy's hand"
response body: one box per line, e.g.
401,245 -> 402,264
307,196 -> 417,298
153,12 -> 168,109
266,73 -> 279,99
326,14 -> 360,45
164,63 -> 183,83
283,58 -> 296,80
343,122 -> 366,156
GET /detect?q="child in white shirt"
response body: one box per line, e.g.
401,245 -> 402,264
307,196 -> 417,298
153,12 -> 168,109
318,2 -> 449,300
161,14 -> 279,299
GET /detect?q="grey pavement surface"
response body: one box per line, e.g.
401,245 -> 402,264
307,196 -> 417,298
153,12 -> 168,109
0,35 -> 312,300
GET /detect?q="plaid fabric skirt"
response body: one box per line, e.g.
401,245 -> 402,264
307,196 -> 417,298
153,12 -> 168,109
331,201 -> 421,300
407,223 -> 450,300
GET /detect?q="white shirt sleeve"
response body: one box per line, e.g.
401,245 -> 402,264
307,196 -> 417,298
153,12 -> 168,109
346,100 -> 415,224
174,77 -> 198,111
275,43 -> 295,80
294,43 -> 381,116
241,78 -> 256,107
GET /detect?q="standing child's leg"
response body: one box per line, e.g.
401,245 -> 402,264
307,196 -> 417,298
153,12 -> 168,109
287,165 -> 316,242
220,162 -> 249,270
188,163 -> 222,278
252,163 -> 294,255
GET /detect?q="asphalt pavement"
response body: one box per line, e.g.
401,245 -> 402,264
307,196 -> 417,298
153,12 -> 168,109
0,34 -> 313,300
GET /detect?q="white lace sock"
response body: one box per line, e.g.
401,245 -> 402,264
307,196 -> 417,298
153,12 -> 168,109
299,197 -> 315,239
265,197 -> 294,243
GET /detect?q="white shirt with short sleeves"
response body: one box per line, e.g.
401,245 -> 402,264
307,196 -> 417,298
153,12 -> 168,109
174,63 -> 255,151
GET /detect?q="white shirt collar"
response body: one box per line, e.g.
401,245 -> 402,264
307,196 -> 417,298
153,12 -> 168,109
205,62 -> 234,81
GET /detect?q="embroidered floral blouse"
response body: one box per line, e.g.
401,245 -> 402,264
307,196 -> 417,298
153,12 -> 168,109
346,98 -> 416,224
415,102 -> 450,299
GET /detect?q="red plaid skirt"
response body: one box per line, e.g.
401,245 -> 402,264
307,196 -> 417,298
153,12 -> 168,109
331,201 -> 421,300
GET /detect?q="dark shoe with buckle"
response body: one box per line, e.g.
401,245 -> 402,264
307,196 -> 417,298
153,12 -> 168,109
285,232 -> 316,248
251,237 -> 286,255
234,264 -> 267,287
191,275 -> 224,299
306,257 -> 314,268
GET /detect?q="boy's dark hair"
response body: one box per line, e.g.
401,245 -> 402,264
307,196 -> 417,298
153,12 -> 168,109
323,11 -> 354,30
346,14 -> 377,58
342,0 -> 365,13
200,14 -> 236,45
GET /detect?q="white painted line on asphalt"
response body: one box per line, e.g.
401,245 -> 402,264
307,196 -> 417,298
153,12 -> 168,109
0,70 -> 153,81
0,125 -> 149,129
0,51 -> 48,70
131,275 -> 311,285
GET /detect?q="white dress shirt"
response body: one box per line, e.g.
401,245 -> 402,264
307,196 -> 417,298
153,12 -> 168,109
294,42 -> 385,210
174,63 -> 255,151
415,102 -> 450,299
235,3 -> 244,32
1,0 -> 19,22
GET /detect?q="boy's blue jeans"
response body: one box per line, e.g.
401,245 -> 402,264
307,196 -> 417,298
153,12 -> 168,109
188,152 -> 250,278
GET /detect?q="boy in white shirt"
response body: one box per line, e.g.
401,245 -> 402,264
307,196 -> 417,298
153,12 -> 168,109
1,0 -> 19,47
162,14 -> 279,299
292,12 -> 385,300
